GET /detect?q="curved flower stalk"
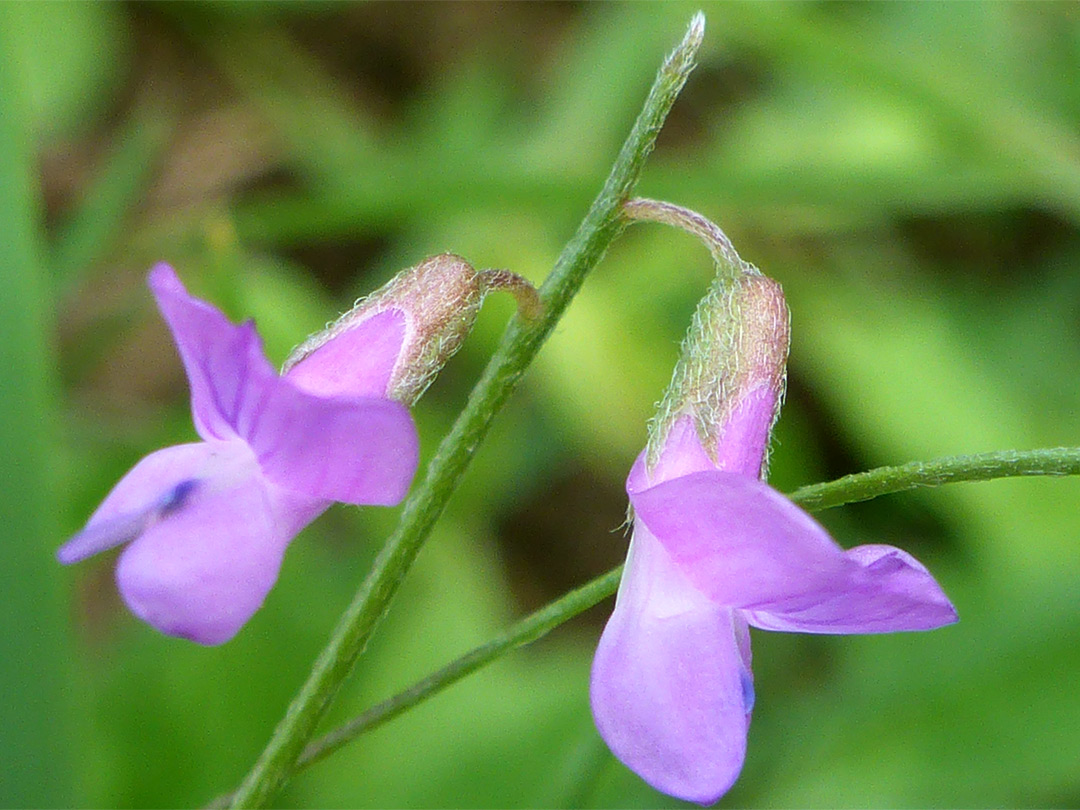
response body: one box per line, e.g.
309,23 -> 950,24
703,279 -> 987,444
590,201 -> 957,804
59,256 -> 538,645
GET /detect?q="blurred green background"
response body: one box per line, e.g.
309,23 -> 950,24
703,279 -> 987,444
3,2 -> 1079,807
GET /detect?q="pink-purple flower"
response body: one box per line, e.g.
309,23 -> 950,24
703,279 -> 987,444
590,240 -> 957,803
59,255 -> 539,645
57,264 -> 420,645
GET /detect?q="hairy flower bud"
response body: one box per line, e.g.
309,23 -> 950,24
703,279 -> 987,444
650,271 -> 790,480
284,253 -> 540,406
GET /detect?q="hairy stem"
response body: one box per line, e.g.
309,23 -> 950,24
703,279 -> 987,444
622,197 -> 748,272
227,14 -> 705,808
787,446 -> 1080,512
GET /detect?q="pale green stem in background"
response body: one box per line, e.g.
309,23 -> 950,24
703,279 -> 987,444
227,15 -> 706,808
209,445 -> 1080,807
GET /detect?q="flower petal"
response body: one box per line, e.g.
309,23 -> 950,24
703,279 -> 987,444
629,470 -> 957,632
114,439 -> 290,645
742,544 -> 958,634
148,264 -> 261,441
626,415 -> 716,493
240,384 -> 419,507
285,309 -> 406,399
591,522 -> 753,805
57,442 -> 213,564
629,469 -> 850,607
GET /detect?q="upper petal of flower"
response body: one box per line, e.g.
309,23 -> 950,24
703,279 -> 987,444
627,415 -> 717,492
148,264 -> 259,441
114,438 -> 291,645
629,470 -> 957,632
285,308 -> 406,399
591,521 -> 753,805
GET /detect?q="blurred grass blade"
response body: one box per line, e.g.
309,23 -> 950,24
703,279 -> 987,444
173,12 -> 384,193
530,4 -> 694,161
0,6 -> 74,806
50,104 -> 172,292
725,3 -> 1080,223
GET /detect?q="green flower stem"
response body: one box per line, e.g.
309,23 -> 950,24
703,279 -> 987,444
305,566 -> 622,768
206,566 -> 624,809
622,197 -> 746,272
211,444 -> 1080,808
787,447 -> 1080,512
227,15 -> 705,809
